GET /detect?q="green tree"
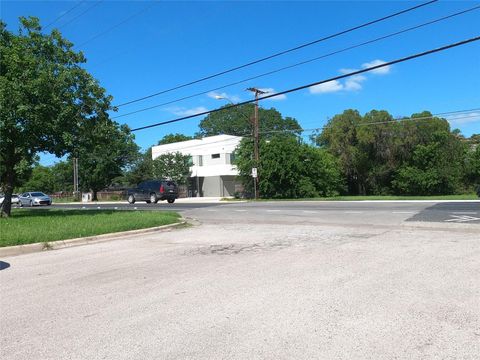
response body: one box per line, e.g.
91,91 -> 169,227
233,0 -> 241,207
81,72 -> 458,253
17,165 -> 55,194
464,144 -> 480,194
314,109 -> 366,194
198,104 -> 302,137
51,160 -> 74,193
121,147 -> 155,187
0,17 -> 112,216
157,133 -> 193,145
391,114 -> 466,195
152,152 -> 191,185
76,120 -> 138,201
235,136 -> 342,198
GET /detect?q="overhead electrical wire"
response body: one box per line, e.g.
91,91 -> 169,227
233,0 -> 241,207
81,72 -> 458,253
56,0 -> 104,31
149,110 -> 480,149
112,5 -> 480,120
43,0 -> 86,30
115,0 -> 439,108
129,35 -> 480,132
77,1 -> 158,48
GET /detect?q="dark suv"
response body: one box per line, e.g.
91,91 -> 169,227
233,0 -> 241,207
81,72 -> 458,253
126,180 -> 178,204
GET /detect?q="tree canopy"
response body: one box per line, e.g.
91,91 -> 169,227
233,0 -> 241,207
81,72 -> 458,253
314,109 -> 468,196
157,133 -> 194,145
0,17 -> 113,216
235,135 -> 343,198
198,104 -> 302,138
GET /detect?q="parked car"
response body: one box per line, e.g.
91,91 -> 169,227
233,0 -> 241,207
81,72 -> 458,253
19,192 -> 52,207
126,180 -> 178,204
0,194 -> 21,206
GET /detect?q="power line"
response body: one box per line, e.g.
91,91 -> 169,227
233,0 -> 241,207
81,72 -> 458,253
115,0 -> 438,108
112,5 -> 480,120
57,1 -> 104,31
300,108 -> 480,130
77,1 -> 158,48
149,111 -> 479,150
130,35 -> 480,132
43,0 -> 86,30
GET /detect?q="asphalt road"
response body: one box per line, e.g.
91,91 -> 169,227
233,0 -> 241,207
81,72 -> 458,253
1,201 -> 479,359
52,200 -> 480,224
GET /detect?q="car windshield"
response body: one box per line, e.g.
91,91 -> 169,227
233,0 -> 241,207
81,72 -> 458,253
31,192 -> 46,197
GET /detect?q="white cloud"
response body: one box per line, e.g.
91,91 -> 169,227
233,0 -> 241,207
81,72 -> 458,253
309,80 -> 343,94
207,91 -> 241,103
166,106 -> 208,117
445,112 -> 480,125
344,74 -> 367,91
362,59 -> 391,75
339,68 -> 357,75
257,88 -> 286,101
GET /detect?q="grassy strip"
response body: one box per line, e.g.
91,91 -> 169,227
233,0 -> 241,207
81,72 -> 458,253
0,209 -> 181,247
223,194 -> 479,201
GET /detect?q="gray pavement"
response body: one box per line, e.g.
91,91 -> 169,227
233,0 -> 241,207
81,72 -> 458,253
1,201 -> 480,359
52,200 -> 480,224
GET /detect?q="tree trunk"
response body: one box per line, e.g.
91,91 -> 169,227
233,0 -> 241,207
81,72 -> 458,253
92,190 -> 98,201
0,168 -> 15,218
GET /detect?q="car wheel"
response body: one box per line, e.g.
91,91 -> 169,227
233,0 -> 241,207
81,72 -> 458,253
145,200 -> 151,204
167,198 -> 175,204
127,195 -> 135,204
150,193 -> 158,204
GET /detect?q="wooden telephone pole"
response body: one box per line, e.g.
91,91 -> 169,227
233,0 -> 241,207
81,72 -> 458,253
246,87 -> 267,199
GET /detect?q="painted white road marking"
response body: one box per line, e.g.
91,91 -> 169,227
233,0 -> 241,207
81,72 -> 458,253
445,215 -> 480,223
266,210 -> 281,212
207,209 -> 217,212
344,211 -> 363,214
303,211 -> 318,214
452,212 -> 478,215
392,211 -> 415,214
235,210 -> 247,212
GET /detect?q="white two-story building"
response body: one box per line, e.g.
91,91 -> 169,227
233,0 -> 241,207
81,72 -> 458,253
151,134 -> 243,197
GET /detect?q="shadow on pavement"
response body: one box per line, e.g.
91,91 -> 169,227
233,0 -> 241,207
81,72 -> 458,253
0,261 -> 10,271
406,202 -> 480,223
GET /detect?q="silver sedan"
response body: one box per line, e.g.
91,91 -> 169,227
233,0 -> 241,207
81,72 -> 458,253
19,192 -> 52,207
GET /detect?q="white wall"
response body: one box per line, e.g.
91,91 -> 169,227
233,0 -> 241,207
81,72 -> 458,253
151,135 -> 242,177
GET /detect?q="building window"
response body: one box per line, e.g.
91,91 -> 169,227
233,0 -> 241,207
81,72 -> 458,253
198,155 -> 203,166
211,153 -> 220,159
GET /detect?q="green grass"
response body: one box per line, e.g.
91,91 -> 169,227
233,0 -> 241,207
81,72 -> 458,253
225,194 -> 479,201
0,209 -> 181,247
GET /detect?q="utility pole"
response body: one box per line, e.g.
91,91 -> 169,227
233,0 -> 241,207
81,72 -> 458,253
73,157 -> 79,199
246,87 -> 267,200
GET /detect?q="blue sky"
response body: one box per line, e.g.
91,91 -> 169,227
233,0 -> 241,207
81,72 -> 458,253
2,0 -> 479,165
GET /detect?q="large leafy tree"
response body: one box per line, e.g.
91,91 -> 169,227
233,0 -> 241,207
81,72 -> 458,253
315,109 -> 467,196
76,120 -> 138,201
152,152 -> 191,185
235,135 -> 343,198
0,17 -> 112,216
315,109 -> 367,194
198,104 -> 302,137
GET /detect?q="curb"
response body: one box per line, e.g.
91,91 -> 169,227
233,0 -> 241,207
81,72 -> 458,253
0,221 -> 186,258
